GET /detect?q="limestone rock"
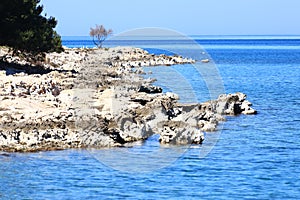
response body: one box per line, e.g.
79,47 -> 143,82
213,92 -> 257,115
0,46 -> 257,152
158,121 -> 204,145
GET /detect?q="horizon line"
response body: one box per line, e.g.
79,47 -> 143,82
61,35 -> 300,40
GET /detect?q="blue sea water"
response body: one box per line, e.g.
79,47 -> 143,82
1,36 -> 300,199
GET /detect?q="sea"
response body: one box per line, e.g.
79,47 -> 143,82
1,35 -> 300,199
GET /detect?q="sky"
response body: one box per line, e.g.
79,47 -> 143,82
41,0 -> 300,36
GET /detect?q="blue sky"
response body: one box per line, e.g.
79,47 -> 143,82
41,0 -> 300,36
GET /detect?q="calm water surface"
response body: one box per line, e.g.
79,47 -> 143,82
1,37 -> 300,199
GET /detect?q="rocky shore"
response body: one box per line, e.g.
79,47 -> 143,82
0,46 -> 256,152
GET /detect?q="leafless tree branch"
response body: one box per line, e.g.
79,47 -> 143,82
89,25 -> 113,48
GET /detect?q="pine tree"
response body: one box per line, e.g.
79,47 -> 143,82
0,0 -> 63,54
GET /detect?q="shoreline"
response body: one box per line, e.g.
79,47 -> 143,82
0,46 -> 256,152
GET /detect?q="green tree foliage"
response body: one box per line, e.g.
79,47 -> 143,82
90,25 -> 113,48
0,0 -> 63,54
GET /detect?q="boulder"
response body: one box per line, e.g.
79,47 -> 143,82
214,93 -> 257,115
241,100 -> 257,114
201,59 -> 210,63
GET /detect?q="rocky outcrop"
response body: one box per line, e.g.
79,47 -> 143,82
213,92 -> 257,115
103,47 -> 195,68
0,46 -> 256,152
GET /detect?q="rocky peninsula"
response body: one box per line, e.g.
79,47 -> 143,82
0,46 -> 257,152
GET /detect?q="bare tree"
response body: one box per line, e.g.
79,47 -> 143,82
89,25 -> 113,48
